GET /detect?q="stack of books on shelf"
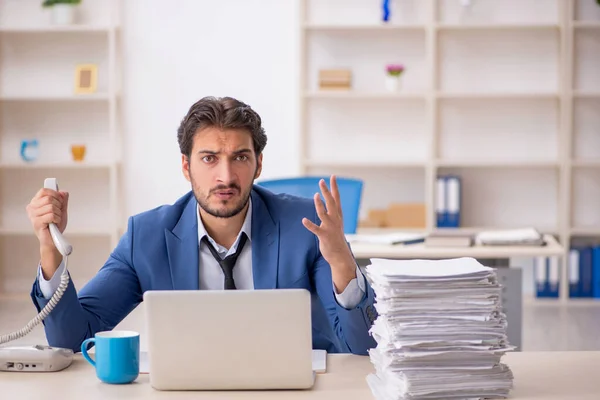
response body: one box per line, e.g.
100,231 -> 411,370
365,257 -> 514,400
425,231 -> 473,247
475,228 -> 544,247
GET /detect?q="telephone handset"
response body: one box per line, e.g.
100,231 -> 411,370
44,178 -> 72,257
0,178 -> 74,372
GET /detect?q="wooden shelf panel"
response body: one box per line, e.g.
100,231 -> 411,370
0,234 -> 113,295
436,23 -> 560,31
306,99 -> 427,165
304,91 -> 426,100
570,227 -> 600,236
573,92 -> 600,99
0,226 -> 113,236
304,23 -> 425,31
304,159 -> 425,168
435,167 -> 559,230
437,92 -> 558,100
572,160 -> 600,168
0,94 -> 110,102
436,160 -> 559,168
438,29 -> 559,94
0,162 -> 114,170
573,22 -> 600,30
0,25 -> 114,33
571,168 -> 600,229
437,0 -> 559,26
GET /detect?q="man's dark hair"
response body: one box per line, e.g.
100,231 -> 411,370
177,96 -> 267,158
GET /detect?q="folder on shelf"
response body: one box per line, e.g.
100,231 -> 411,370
534,256 -> 559,298
568,248 -> 580,298
548,256 -> 560,298
579,247 -> 593,298
534,256 -> 548,298
592,246 -> 600,299
445,175 -> 461,228
436,176 -> 447,227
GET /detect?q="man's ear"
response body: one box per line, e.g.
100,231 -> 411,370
182,154 -> 191,182
254,153 -> 263,179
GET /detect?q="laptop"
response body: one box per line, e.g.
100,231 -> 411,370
143,289 -> 315,391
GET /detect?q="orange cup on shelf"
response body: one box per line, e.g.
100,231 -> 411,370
71,144 -> 86,162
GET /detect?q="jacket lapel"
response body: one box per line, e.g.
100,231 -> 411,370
250,190 -> 280,289
165,195 -> 199,290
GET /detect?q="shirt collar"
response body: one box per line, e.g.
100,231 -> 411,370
196,197 -> 252,255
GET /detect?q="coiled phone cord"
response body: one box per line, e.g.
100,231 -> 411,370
0,256 -> 69,345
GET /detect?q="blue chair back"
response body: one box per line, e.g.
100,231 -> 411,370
256,176 -> 363,234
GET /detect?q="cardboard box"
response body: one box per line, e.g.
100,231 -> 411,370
318,69 -> 352,90
385,203 -> 426,228
358,209 -> 387,228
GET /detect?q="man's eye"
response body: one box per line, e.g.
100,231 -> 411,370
236,155 -> 248,161
202,155 -> 215,163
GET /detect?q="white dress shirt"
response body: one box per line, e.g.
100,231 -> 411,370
39,198 -> 366,309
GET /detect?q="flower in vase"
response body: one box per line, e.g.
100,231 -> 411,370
386,64 -> 405,77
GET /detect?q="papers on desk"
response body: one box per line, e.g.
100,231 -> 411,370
475,228 -> 544,246
345,232 -> 426,245
365,257 -> 515,400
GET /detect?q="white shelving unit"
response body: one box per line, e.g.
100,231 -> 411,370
299,0 -> 600,300
0,0 -> 122,295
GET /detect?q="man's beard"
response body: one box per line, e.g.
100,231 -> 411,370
191,174 -> 252,219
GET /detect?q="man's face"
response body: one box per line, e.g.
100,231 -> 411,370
182,127 -> 262,218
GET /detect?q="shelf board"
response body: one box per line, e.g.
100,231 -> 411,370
573,91 -> 600,99
0,161 -> 114,169
437,92 -> 558,100
303,23 -> 424,31
431,226 -> 558,234
0,25 -> 114,33
573,21 -> 600,30
570,227 -> 600,236
436,160 -> 559,168
571,160 -> 600,168
0,94 -> 110,102
0,227 -> 113,236
304,160 -> 425,168
436,23 -> 560,31
304,91 -> 425,100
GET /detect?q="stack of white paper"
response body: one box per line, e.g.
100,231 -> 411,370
365,257 -> 514,400
475,228 -> 544,246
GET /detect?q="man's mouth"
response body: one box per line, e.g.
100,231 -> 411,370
213,189 -> 237,200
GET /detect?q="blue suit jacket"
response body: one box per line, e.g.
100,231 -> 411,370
30,186 -> 378,355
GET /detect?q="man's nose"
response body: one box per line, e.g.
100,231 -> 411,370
217,160 -> 235,184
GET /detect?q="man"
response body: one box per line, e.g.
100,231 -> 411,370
27,96 -> 377,355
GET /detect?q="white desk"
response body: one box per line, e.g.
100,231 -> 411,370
350,234 -> 564,260
1,352 -> 598,399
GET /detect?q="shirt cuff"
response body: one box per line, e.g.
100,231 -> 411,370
333,264 -> 366,310
37,260 -> 65,299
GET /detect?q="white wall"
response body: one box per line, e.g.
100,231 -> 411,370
121,0 -> 301,216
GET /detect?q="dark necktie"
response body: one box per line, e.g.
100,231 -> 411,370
201,233 -> 248,290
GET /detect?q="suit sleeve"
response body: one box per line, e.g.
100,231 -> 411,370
309,207 -> 378,355
29,217 -> 142,353
312,251 -> 377,355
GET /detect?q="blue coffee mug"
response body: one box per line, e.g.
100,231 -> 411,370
81,330 -> 140,384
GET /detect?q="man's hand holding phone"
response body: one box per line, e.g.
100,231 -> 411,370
26,188 -> 69,279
